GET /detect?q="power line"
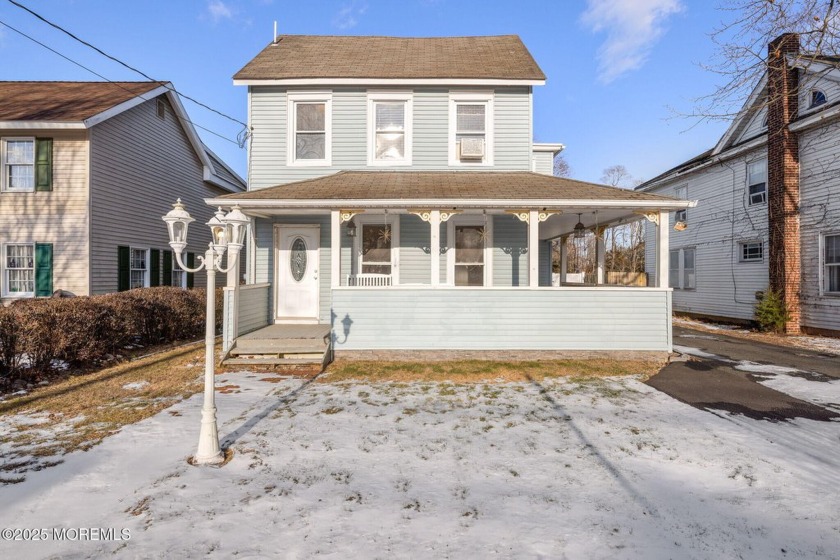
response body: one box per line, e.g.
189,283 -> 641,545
6,0 -> 250,132
0,18 -> 243,146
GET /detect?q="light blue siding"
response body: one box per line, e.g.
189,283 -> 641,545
238,284 -> 271,334
331,288 -> 672,351
400,214 -> 431,284
249,86 -> 533,189
539,240 -> 552,286
493,214 -> 528,287
531,151 -> 554,175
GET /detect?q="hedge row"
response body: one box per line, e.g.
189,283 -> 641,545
0,287 -> 223,379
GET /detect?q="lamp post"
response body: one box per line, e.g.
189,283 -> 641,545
163,199 -> 249,465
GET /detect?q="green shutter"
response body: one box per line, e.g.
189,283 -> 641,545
150,249 -> 161,287
118,246 -> 130,291
186,252 -> 195,288
34,243 -> 53,297
35,138 -> 53,192
162,250 -> 173,286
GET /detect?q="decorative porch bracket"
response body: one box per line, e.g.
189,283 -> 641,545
408,209 -> 462,222
506,209 -> 560,224
340,209 -> 365,224
633,210 -> 660,226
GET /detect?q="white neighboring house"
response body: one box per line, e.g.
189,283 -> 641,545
0,81 -> 245,302
638,33 -> 840,336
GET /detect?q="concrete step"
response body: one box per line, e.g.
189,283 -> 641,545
223,357 -> 323,366
229,345 -> 326,356
233,338 -> 328,351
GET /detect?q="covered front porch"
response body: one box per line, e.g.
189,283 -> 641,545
211,171 -> 689,357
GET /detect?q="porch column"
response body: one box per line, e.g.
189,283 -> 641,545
430,210 -> 441,286
529,210 -> 539,287
559,235 -> 568,285
331,210 -> 341,289
595,226 -> 606,285
656,210 -> 669,288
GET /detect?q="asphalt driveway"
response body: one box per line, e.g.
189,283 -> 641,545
647,326 -> 840,421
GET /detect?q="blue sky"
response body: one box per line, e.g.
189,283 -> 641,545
1,0 -> 733,185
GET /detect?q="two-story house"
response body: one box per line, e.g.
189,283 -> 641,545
638,33 -> 840,337
0,81 -> 245,301
207,35 -> 690,363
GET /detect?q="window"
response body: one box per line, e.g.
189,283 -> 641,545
288,92 -> 332,165
360,224 -> 393,275
747,159 -> 767,205
740,241 -> 764,262
824,233 -> 840,294
682,248 -> 696,289
669,249 -> 680,289
761,113 -> 768,129
449,92 -> 493,165
130,248 -> 149,289
810,89 -> 827,108
4,244 -> 34,296
675,185 -> 687,223
2,138 -> 35,192
156,98 -> 166,119
172,253 -> 186,288
454,225 -> 486,286
368,94 -> 412,165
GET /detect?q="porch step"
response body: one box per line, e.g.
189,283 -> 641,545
223,357 -> 323,366
229,345 -> 326,356
233,338 -> 328,352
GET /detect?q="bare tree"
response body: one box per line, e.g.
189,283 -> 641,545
600,164 -> 632,188
694,0 -> 840,120
553,154 -> 571,177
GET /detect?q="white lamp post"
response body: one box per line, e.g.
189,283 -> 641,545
163,199 -> 249,465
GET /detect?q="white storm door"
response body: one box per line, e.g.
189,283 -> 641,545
276,225 -> 320,322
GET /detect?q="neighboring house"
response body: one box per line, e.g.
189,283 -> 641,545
0,81 -> 246,302
212,35 -> 690,362
638,33 -> 840,336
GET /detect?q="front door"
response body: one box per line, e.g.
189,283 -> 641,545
276,225 -> 320,323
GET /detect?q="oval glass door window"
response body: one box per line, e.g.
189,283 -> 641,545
290,237 -> 307,282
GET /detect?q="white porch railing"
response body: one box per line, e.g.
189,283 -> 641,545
346,274 -> 392,287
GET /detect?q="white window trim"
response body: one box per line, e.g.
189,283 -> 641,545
446,215 -> 493,287
287,91 -> 332,167
674,185 -> 687,223
129,247 -> 150,289
746,158 -> 767,206
1,137 -> 36,193
448,91 -> 494,167
352,214 -> 400,285
172,253 -> 187,288
2,242 -> 35,298
669,246 -> 696,290
738,240 -> 764,263
809,88 -> 827,109
367,91 -> 413,166
820,231 -> 840,296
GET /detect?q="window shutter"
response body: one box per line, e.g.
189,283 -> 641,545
118,246 -> 130,291
150,249 -> 161,287
162,250 -> 173,286
186,252 -> 195,288
35,138 -> 53,192
34,243 -> 53,297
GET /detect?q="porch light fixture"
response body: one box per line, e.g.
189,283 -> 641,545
574,213 -> 586,239
346,219 -> 357,237
162,200 -> 250,466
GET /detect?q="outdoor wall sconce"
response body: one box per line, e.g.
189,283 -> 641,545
573,213 -> 586,239
346,219 -> 357,237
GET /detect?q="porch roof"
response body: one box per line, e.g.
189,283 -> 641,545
211,171 -> 692,210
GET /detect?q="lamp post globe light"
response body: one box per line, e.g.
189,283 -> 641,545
163,199 -> 249,465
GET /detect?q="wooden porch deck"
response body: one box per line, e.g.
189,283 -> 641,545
224,324 -> 332,368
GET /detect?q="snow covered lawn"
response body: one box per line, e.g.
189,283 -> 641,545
1,371 -> 839,559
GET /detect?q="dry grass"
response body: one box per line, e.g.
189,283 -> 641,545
0,342 -> 207,455
321,358 -> 666,384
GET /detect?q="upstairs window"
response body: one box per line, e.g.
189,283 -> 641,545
675,185 -> 687,223
740,241 -> 764,262
368,93 -> 412,165
747,159 -> 767,206
449,93 -> 493,165
288,93 -> 332,166
810,89 -> 827,109
2,138 -> 35,192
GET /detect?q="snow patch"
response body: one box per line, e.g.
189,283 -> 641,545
122,381 -> 150,391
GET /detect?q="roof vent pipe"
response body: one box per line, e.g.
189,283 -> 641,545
273,21 -> 278,44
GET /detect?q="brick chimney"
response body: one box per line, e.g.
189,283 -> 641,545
766,33 -> 801,333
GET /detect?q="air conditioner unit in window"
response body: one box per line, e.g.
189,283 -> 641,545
459,137 -> 485,159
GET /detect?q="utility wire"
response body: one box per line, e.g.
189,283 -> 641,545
6,0 -> 250,134
0,18 -> 243,146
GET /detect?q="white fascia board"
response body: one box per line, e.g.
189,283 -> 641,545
205,197 -> 693,210
233,78 -> 545,87
0,121 -> 86,130
83,84 -> 170,128
531,142 -> 565,153
712,73 -> 768,156
643,135 -> 767,191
